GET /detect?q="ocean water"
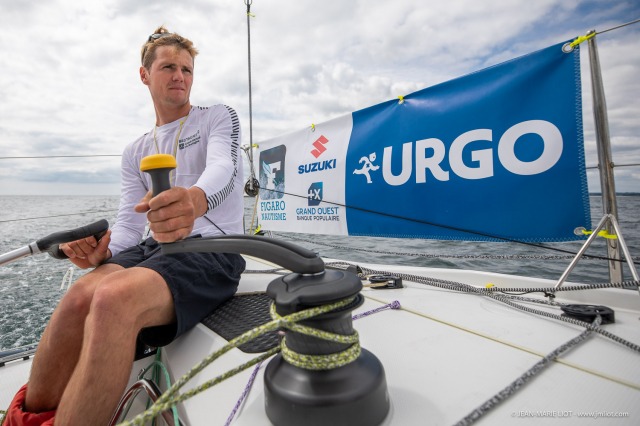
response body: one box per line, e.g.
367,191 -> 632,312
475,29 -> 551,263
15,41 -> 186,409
0,195 -> 638,350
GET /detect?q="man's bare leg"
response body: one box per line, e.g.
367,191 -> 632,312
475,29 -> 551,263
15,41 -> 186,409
25,263 -> 124,412
55,267 -> 176,425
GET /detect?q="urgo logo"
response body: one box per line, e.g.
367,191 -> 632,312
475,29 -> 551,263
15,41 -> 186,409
352,120 -> 563,185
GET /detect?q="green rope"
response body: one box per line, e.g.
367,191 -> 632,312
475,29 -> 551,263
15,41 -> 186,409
140,350 -> 179,426
281,336 -> 361,370
114,348 -> 180,426
271,303 -> 361,370
117,297 -> 359,426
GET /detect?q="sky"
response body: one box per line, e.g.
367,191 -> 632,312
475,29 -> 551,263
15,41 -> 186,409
0,0 -> 638,196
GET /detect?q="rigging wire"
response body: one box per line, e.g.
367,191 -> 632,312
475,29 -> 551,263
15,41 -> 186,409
277,232 -> 640,262
596,18 -> 640,35
585,163 -> 640,170
0,209 -> 117,224
0,190 -> 636,264
262,188 -> 638,264
245,0 -> 255,177
0,155 -> 121,160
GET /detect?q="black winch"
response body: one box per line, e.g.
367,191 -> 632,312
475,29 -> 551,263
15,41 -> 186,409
161,234 -> 391,426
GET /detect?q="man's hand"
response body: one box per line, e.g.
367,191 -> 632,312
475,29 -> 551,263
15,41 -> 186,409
60,230 -> 112,269
136,187 -> 206,243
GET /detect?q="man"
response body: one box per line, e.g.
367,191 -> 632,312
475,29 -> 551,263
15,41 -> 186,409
5,26 -> 246,425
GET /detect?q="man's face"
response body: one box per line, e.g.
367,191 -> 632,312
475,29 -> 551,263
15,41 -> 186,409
142,45 -> 194,108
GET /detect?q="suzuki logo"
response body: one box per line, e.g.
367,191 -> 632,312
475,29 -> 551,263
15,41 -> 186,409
311,135 -> 329,158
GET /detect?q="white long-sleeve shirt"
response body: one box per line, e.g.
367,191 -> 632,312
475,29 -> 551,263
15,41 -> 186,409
109,104 -> 244,257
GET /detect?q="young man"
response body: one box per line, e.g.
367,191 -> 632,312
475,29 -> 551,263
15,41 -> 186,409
5,26 -> 246,425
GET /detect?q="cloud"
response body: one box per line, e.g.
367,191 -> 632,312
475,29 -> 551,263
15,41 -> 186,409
0,0 -> 638,195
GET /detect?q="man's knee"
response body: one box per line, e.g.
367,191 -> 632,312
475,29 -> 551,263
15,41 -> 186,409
55,279 -> 95,322
89,278 -> 138,323
56,264 -> 122,320
88,272 -> 160,327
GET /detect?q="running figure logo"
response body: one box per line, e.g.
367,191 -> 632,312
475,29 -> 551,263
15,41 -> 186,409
353,152 -> 379,184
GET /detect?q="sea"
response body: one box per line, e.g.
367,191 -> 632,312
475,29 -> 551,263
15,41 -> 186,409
1,195 -> 638,351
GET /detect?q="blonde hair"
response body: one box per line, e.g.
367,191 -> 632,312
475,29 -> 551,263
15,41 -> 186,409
141,25 -> 199,69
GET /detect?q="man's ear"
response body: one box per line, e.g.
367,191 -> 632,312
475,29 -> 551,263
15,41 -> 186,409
140,66 -> 150,85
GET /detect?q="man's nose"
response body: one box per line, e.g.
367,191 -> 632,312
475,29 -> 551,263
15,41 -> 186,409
172,69 -> 184,81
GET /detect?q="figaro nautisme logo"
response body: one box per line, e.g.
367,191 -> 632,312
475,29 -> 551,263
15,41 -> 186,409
259,145 -> 286,199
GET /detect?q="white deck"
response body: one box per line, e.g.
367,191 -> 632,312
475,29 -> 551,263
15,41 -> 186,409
1,255 -> 638,425
163,256 -> 640,425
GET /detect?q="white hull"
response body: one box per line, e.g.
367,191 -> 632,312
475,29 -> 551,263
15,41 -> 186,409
1,255 -> 639,425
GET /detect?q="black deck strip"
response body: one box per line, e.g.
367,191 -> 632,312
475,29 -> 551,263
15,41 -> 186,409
201,293 -> 280,353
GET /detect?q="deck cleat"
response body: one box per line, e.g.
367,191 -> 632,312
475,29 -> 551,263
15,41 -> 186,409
368,274 -> 404,290
561,304 -> 615,324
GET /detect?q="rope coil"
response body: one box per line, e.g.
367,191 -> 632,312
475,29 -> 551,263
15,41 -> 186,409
269,301 -> 361,370
117,296 -> 360,426
281,337 -> 361,370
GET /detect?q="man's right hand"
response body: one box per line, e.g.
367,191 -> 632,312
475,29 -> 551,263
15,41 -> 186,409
60,230 -> 112,269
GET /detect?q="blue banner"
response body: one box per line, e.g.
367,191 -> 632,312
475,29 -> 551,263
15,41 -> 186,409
257,40 -> 590,242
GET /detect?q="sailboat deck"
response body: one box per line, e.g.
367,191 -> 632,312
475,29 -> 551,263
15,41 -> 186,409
155,256 -> 639,425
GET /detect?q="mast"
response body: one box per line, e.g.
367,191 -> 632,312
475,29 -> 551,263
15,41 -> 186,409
245,0 -> 255,193
587,31 -> 622,283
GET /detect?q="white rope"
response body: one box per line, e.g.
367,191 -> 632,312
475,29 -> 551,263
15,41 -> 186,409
60,266 -> 75,291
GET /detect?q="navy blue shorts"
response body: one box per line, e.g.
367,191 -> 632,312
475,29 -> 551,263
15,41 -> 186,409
104,236 -> 245,347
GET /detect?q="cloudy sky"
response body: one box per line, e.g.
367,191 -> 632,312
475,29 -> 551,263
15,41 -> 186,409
0,0 -> 638,196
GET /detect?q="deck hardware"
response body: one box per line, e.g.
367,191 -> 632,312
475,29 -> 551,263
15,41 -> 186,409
368,274 -> 404,289
161,235 -> 390,426
561,304 -> 615,324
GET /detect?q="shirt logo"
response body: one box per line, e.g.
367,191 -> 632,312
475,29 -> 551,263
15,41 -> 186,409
178,130 -> 201,150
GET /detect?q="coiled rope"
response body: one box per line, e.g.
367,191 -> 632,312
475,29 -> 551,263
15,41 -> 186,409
223,299 -> 400,425
117,296 -> 359,426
